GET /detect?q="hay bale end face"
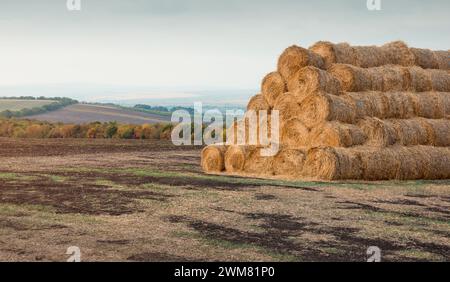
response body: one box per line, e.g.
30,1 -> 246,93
201,144 -> 227,172
203,40 -> 450,181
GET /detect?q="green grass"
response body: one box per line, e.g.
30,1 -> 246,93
0,99 -> 53,111
0,172 -> 38,181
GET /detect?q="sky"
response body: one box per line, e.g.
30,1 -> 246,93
0,0 -> 449,103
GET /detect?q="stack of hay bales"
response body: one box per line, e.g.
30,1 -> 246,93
201,41 -> 450,180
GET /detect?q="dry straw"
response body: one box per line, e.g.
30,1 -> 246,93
298,92 -> 356,128
309,41 -> 415,68
224,145 -> 274,174
273,91 -> 305,122
304,146 -> 450,180
287,66 -> 342,95
273,148 -> 307,177
308,121 -> 367,147
329,64 -> 450,92
201,144 -> 227,172
303,146 -> 362,180
277,45 -> 325,80
247,94 -> 270,112
280,118 -> 310,148
261,72 -> 287,107
433,50 -> 450,70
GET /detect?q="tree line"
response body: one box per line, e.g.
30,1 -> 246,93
0,119 -> 174,140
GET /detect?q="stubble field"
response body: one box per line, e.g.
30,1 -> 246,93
0,138 -> 448,261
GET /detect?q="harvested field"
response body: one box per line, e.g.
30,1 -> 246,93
25,104 -> 171,124
0,138 -> 449,262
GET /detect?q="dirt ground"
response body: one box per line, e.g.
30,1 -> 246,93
0,137 -> 448,261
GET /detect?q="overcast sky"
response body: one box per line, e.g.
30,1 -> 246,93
0,0 -> 449,98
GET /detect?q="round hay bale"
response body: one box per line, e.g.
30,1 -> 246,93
224,145 -> 254,172
421,146 -> 450,179
346,92 -> 388,119
381,41 -> 415,66
309,41 -> 356,68
309,121 -> 367,147
201,144 -> 227,172
437,92 -> 450,116
261,72 -> 287,107
298,92 -> 356,128
303,147 -> 362,180
388,119 -> 429,146
379,65 -> 410,91
243,147 -> 275,175
280,118 -> 310,148
273,92 -> 305,122
418,118 -> 450,146
429,69 -> 450,92
247,94 -> 270,112
408,66 -> 433,92
358,147 -> 400,180
277,45 -> 325,80
311,41 -> 414,68
433,50 -> 450,70
328,64 -> 371,92
383,92 -> 415,119
357,117 -> 397,147
273,148 -> 307,177
410,48 -> 440,69
410,92 -> 445,119
288,66 -> 342,95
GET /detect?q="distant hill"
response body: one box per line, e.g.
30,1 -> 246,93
26,103 -> 171,124
0,99 -> 54,112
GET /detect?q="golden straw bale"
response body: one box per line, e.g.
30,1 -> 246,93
433,50 -> 450,70
309,41 -> 357,68
328,64 -> 372,92
381,41 -> 416,67
330,64 -> 446,92
345,92 -> 388,119
410,92 -> 445,119
418,118 -> 450,146
298,92 -> 356,128
201,144 -> 227,172
261,72 -> 287,107
273,92 -> 305,122
421,147 -> 450,179
277,45 -> 325,80
224,145 -> 256,172
308,122 -> 367,147
287,66 -> 343,95
382,92 -> 415,119
357,117 -> 397,147
388,119 -> 429,146
273,148 -> 307,177
303,147 -> 362,180
410,48 -> 440,69
247,94 -> 270,112
243,147 -> 275,174
428,69 -> 450,92
310,40 -> 414,68
437,92 -> 450,116
408,67 -> 433,91
226,112 -> 272,146
280,118 -> 310,148
358,147 -> 400,180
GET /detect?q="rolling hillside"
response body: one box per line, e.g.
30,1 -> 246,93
26,103 -> 171,124
0,99 -> 54,111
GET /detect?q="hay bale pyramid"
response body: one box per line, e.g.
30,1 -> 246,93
201,41 -> 450,180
